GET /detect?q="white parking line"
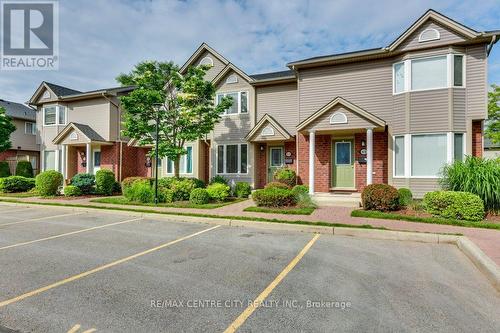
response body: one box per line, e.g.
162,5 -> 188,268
0,212 -> 85,227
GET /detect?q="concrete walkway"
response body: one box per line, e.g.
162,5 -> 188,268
4,196 -> 500,266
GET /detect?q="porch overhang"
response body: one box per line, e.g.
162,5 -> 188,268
52,123 -> 110,145
245,114 -> 293,142
296,96 -> 386,133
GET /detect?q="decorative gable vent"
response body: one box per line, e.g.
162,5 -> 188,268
418,28 -> 440,42
261,126 -> 275,136
42,91 -> 50,99
226,74 -> 238,84
329,112 -> 348,124
199,56 -> 213,67
70,131 -> 78,140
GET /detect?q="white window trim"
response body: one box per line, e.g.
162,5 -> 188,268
25,122 -> 36,135
43,105 -> 67,127
165,145 -> 194,175
418,28 -> 441,42
329,112 -> 348,124
392,135 -> 405,178
261,126 -> 275,136
216,91 -> 249,116
199,56 -> 213,67
216,143 -> 248,175
42,149 -> 57,172
392,53 -> 466,95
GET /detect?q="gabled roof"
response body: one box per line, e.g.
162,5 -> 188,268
245,114 -> 292,141
296,97 -> 386,131
250,70 -> 295,81
0,99 -> 36,121
52,122 -> 106,144
180,42 -> 230,74
44,82 -> 82,97
211,63 -> 254,85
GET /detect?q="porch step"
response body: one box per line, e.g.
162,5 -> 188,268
312,192 -> 362,208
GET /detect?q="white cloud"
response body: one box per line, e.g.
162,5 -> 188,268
1,0 -> 499,103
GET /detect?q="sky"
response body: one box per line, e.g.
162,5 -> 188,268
1,0 -> 500,103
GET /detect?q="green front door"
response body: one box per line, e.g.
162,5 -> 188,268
268,146 -> 284,182
332,139 -> 355,188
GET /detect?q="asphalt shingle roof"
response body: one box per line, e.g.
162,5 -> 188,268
71,123 -> 106,142
44,82 -> 82,97
0,99 -> 36,121
250,70 -> 295,81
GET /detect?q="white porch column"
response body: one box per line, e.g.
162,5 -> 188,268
309,130 -> 315,195
55,148 -> 60,173
86,143 -> 92,174
366,128 -> 373,185
61,145 -> 67,181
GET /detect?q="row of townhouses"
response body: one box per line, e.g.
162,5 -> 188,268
2,10 -> 498,197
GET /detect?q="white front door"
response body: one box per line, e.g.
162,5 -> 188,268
93,148 -> 101,174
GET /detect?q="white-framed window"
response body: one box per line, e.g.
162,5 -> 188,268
199,56 -> 213,67
25,122 -> 36,135
216,91 -> 248,115
216,143 -> 248,174
392,54 -> 465,94
166,146 -> 193,174
43,105 -> 66,126
226,74 -> 238,84
261,126 -> 275,136
393,136 -> 405,177
329,112 -> 348,124
418,28 -> 440,42
43,150 -> 56,171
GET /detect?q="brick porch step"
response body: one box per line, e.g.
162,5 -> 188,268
312,192 -> 362,208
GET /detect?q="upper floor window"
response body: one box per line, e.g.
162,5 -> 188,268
216,91 -> 248,115
43,105 -> 66,126
393,54 -> 464,94
25,122 -> 36,135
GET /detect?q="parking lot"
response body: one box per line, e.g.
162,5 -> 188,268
0,204 -> 498,333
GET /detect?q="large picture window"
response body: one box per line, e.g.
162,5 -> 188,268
411,56 -> 447,90
43,105 -> 66,126
216,91 -> 249,115
166,146 -> 193,174
216,144 -> 248,174
411,134 -> 447,177
43,150 -> 56,171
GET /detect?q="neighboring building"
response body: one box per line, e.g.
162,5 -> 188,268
484,137 -> 500,159
30,9 -> 499,197
0,99 -> 39,174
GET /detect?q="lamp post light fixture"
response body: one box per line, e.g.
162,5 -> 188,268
152,103 -> 162,205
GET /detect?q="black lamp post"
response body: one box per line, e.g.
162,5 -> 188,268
153,103 -> 162,205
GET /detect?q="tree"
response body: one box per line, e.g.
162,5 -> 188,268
117,61 -> 232,177
485,84 -> 500,144
0,106 -> 16,152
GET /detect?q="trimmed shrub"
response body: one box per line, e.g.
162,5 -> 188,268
209,175 -> 228,185
112,181 -> 121,194
252,188 -> 297,207
64,185 -> 81,197
95,169 -> 115,196
70,173 -> 95,194
170,178 -> 197,201
161,188 -> 174,203
0,176 -> 35,193
122,177 -> 152,197
206,183 -> 230,202
440,156 -> 500,213
398,188 -> 413,207
273,168 -> 297,187
190,188 -> 210,205
35,170 -> 63,196
15,161 -> 33,178
235,182 -> 251,198
291,185 -> 309,198
129,181 -> 155,203
190,178 -> 205,189
0,161 -> 11,177
362,184 -> 400,211
265,182 -> 290,190
423,191 -> 484,221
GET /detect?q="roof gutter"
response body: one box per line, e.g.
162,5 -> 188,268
487,34 -> 498,56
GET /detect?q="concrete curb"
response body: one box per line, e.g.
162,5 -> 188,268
0,200 -> 498,291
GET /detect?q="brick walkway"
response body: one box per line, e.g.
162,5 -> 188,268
7,196 -> 500,266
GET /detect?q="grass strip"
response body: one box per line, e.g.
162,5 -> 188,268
90,196 -> 244,209
244,206 -> 315,215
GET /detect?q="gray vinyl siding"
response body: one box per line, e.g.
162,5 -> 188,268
453,89 -> 466,132
409,89 -> 449,133
255,83 -> 298,135
409,178 -> 440,198
391,93 -> 406,134
466,45 -> 487,120
198,50 -> 226,82
306,105 -> 375,131
397,20 -> 467,52
391,178 -> 407,189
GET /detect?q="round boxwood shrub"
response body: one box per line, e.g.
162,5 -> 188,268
129,181 -> 154,203
206,183 -> 230,202
70,173 -> 95,194
15,160 -> 33,178
0,161 -> 11,177
265,182 -> 290,190
190,178 -> 205,189
291,185 -> 309,197
252,188 -> 297,207
398,188 -> 413,207
0,176 -> 35,193
122,177 -> 152,197
190,188 -> 210,205
35,170 -> 63,196
95,169 -> 115,196
362,184 -> 400,211
170,178 -> 197,201
273,168 -> 296,187
64,185 -> 81,197
235,182 -> 251,198
423,191 -> 484,221
209,175 -> 228,185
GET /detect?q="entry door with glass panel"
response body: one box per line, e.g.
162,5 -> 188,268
332,140 -> 354,188
93,149 -> 101,174
268,147 -> 284,182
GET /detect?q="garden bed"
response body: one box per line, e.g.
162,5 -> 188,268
243,206 -> 315,215
90,196 -> 246,209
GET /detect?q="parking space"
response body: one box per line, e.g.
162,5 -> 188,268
0,205 -> 498,332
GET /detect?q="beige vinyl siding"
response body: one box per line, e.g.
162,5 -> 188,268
67,98 -> 112,141
409,178 -> 440,198
466,45 -> 487,120
453,89 -> 466,132
409,89 -> 449,133
299,58 -> 393,123
252,122 -> 288,141
391,178 -> 408,189
198,50 -> 226,82
10,119 -> 39,151
397,20 -> 467,52
255,83 -> 298,135
391,93 -> 406,134
306,105 -> 375,131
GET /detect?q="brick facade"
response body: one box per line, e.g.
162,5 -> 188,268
354,131 -> 388,192
255,143 -> 267,189
0,149 -> 17,161
472,120 -> 483,157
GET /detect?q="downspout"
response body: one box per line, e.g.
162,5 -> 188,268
487,35 -> 498,56
101,93 -> 123,181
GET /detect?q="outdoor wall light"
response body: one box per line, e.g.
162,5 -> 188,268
79,151 -> 86,167
145,155 -> 152,168
361,140 -> 366,147
260,145 -> 265,151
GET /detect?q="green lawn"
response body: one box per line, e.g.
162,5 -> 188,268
244,206 -> 315,215
90,196 -> 245,209
0,192 -> 38,198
